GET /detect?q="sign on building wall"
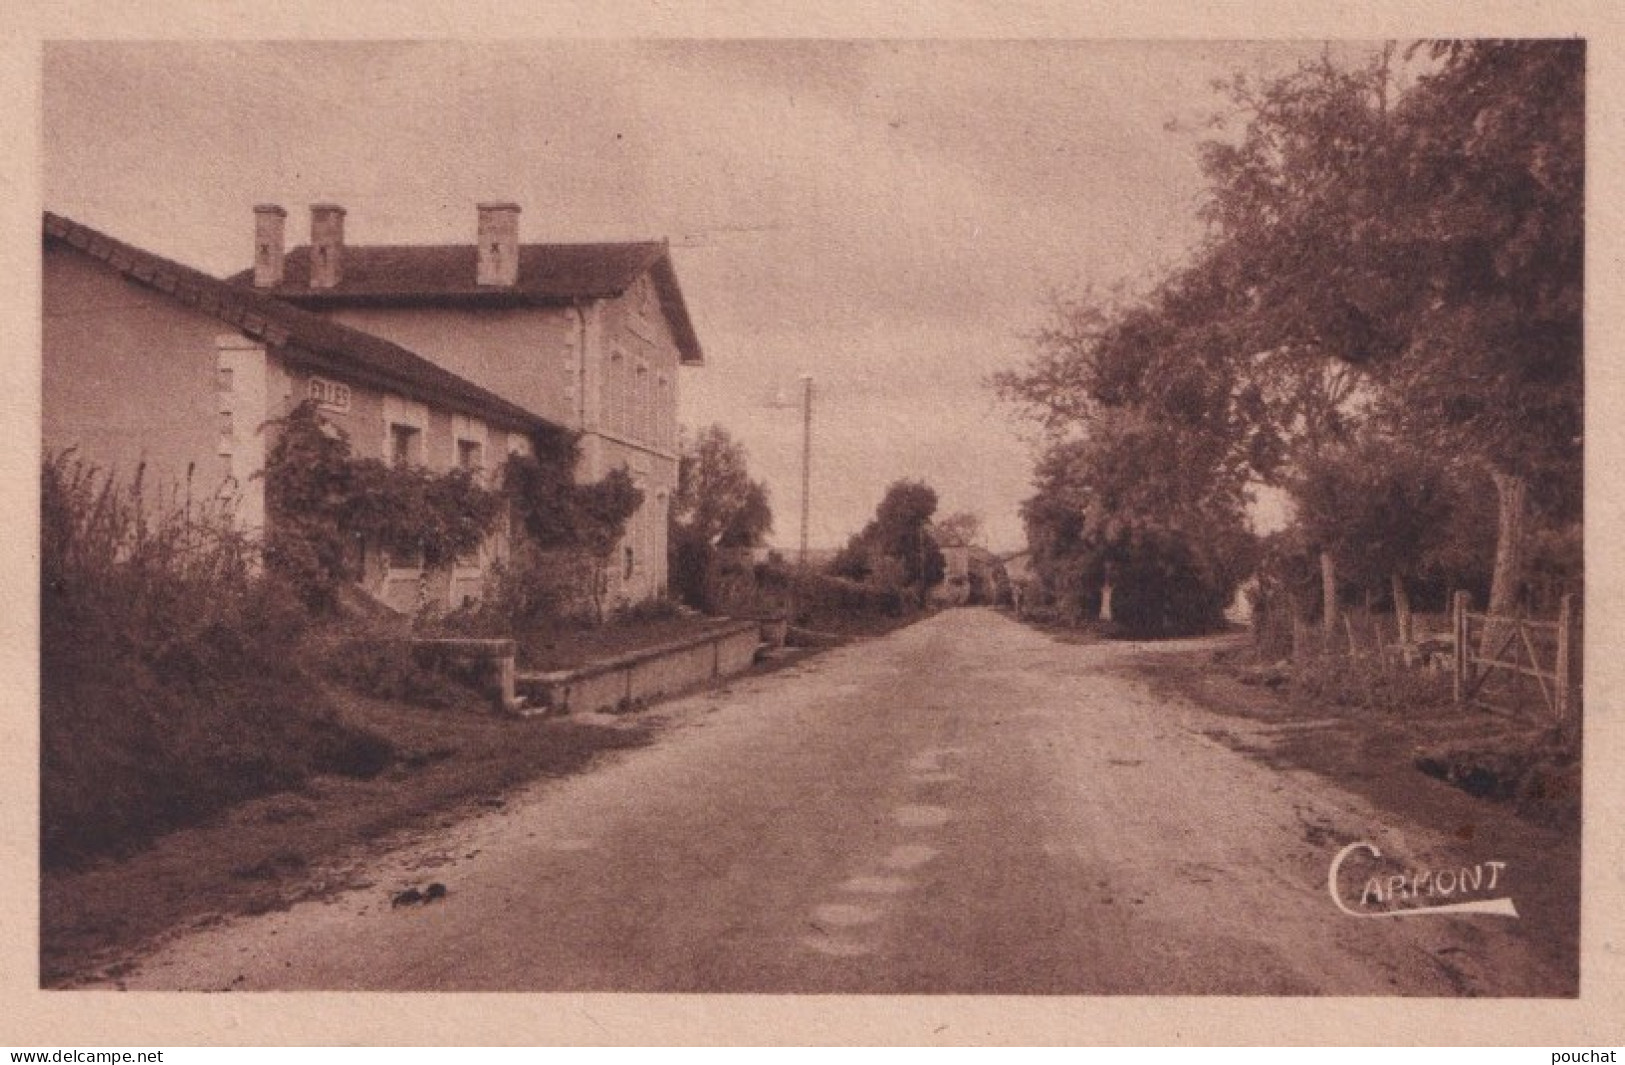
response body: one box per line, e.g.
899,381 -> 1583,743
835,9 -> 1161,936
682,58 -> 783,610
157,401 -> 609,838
308,376 -> 352,413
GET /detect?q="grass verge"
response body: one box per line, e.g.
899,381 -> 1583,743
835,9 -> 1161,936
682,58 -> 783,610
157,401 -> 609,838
1117,639 -> 1579,992
41,685 -> 653,986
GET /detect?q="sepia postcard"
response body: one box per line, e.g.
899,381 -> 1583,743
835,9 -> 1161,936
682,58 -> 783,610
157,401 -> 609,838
3,0 -> 1624,1048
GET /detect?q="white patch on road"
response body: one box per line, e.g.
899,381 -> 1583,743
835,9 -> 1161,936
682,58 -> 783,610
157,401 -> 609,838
893,805 -> 954,828
812,902 -> 884,927
801,936 -> 875,957
882,843 -> 939,870
842,875 -> 912,895
905,746 -> 967,774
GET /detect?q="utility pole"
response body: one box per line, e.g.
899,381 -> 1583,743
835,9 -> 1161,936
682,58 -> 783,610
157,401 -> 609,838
799,374 -> 813,569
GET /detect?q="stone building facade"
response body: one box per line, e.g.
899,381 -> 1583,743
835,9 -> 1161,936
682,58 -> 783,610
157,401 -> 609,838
233,203 -> 703,607
43,211 -> 557,613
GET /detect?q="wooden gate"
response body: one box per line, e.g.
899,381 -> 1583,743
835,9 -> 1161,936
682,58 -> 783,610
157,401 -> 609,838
1452,592 -> 1579,720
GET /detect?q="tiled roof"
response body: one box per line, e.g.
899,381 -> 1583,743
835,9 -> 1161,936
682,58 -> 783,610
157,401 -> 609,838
43,212 -> 561,436
230,242 -> 705,365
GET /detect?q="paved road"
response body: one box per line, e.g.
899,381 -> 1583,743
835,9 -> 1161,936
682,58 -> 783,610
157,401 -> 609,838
115,608 -> 1568,993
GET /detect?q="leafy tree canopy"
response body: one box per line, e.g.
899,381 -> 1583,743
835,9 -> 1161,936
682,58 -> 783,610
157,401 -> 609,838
933,510 -> 985,549
671,425 -> 774,550
832,479 -> 946,591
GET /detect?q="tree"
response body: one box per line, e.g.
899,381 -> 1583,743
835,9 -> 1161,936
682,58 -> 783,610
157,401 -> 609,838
1019,408 -> 1254,635
1198,43 -> 1582,634
668,425 -> 773,610
1291,434 -> 1458,643
502,433 -> 644,624
671,426 -> 774,549
995,264 -> 1259,634
831,479 -> 946,597
1372,42 -> 1583,629
933,510 -> 985,549
261,401 -> 357,609
997,42 -> 1581,643
1193,52 -> 1410,636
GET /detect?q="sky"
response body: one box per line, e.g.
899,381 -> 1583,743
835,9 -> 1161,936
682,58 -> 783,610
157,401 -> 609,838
42,40 -> 1358,552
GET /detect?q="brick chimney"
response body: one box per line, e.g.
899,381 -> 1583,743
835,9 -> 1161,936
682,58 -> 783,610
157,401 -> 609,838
476,202 -> 521,287
252,204 -> 286,288
308,204 -> 346,289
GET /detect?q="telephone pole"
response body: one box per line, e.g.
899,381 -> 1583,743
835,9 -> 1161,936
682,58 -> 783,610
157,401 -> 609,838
799,374 -> 813,568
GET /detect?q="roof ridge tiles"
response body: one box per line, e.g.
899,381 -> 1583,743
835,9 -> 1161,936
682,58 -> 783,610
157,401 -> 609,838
219,233 -> 704,364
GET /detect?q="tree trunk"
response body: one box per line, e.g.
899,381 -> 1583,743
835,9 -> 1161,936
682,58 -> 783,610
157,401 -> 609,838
1391,572 -> 1414,649
1320,550 -> 1339,642
1483,469 -> 1529,654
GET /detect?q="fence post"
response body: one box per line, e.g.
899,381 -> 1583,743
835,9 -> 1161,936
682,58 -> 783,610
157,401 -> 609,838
1453,591 -> 1470,706
1555,592 -> 1576,720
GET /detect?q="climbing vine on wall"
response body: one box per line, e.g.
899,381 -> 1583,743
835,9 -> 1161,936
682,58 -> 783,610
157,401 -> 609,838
264,404 -> 643,623
262,400 -> 502,609
500,429 -> 644,622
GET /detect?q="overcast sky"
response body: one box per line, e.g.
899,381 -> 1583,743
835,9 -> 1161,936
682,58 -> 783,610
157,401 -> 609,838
43,40 -> 1358,551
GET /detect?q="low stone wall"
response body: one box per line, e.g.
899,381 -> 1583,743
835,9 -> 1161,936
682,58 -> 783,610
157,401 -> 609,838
320,636 -> 520,712
515,620 -> 763,717
411,637 -> 518,712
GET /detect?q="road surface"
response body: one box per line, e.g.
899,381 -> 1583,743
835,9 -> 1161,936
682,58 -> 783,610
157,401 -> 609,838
110,608 -> 1570,993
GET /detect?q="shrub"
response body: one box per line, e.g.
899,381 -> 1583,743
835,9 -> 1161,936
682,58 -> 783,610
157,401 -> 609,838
1106,531 -> 1237,638
441,541 -> 598,633
502,442 -> 643,625
40,452 -> 393,868
1284,648 -> 1453,713
775,566 -> 906,622
614,596 -> 683,624
311,637 -> 486,712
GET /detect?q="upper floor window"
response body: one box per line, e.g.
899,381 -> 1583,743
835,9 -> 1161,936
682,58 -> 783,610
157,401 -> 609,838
457,438 -> 484,473
608,350 -> 628,436
635,364 -> 650,442
657,374 -> 670,448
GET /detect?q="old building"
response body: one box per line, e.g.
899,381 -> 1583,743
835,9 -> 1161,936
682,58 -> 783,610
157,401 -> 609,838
1001,549 -> 1035,615
42,211 -> 560,612
933,542 -> 1005,606
231,202 -> 704,607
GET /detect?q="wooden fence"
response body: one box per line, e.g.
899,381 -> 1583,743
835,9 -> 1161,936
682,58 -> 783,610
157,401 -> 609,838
1452,591 -> 1580,721
1280,608 -> 1450,666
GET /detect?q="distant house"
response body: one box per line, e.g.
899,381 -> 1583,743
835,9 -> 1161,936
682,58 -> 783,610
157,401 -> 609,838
229,203 -> 704,608
1001,550 -> 1035,614
933,540 -> 1005,606
42,211 -> 556,612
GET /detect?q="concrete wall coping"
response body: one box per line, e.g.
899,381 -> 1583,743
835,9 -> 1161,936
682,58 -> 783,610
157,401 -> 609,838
315,634 -> 518,657
518,618 -> 760,684
410,637 -> 517,656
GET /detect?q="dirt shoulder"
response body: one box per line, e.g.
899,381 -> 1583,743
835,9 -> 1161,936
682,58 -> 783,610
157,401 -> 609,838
39,630 -> 861,987
1114,638 -> 1581,990
39,685 -> 662,987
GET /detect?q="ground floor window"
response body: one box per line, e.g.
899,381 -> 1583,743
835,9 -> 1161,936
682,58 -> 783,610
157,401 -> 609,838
390,423 -> 421,468
386,541 -> 425,571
